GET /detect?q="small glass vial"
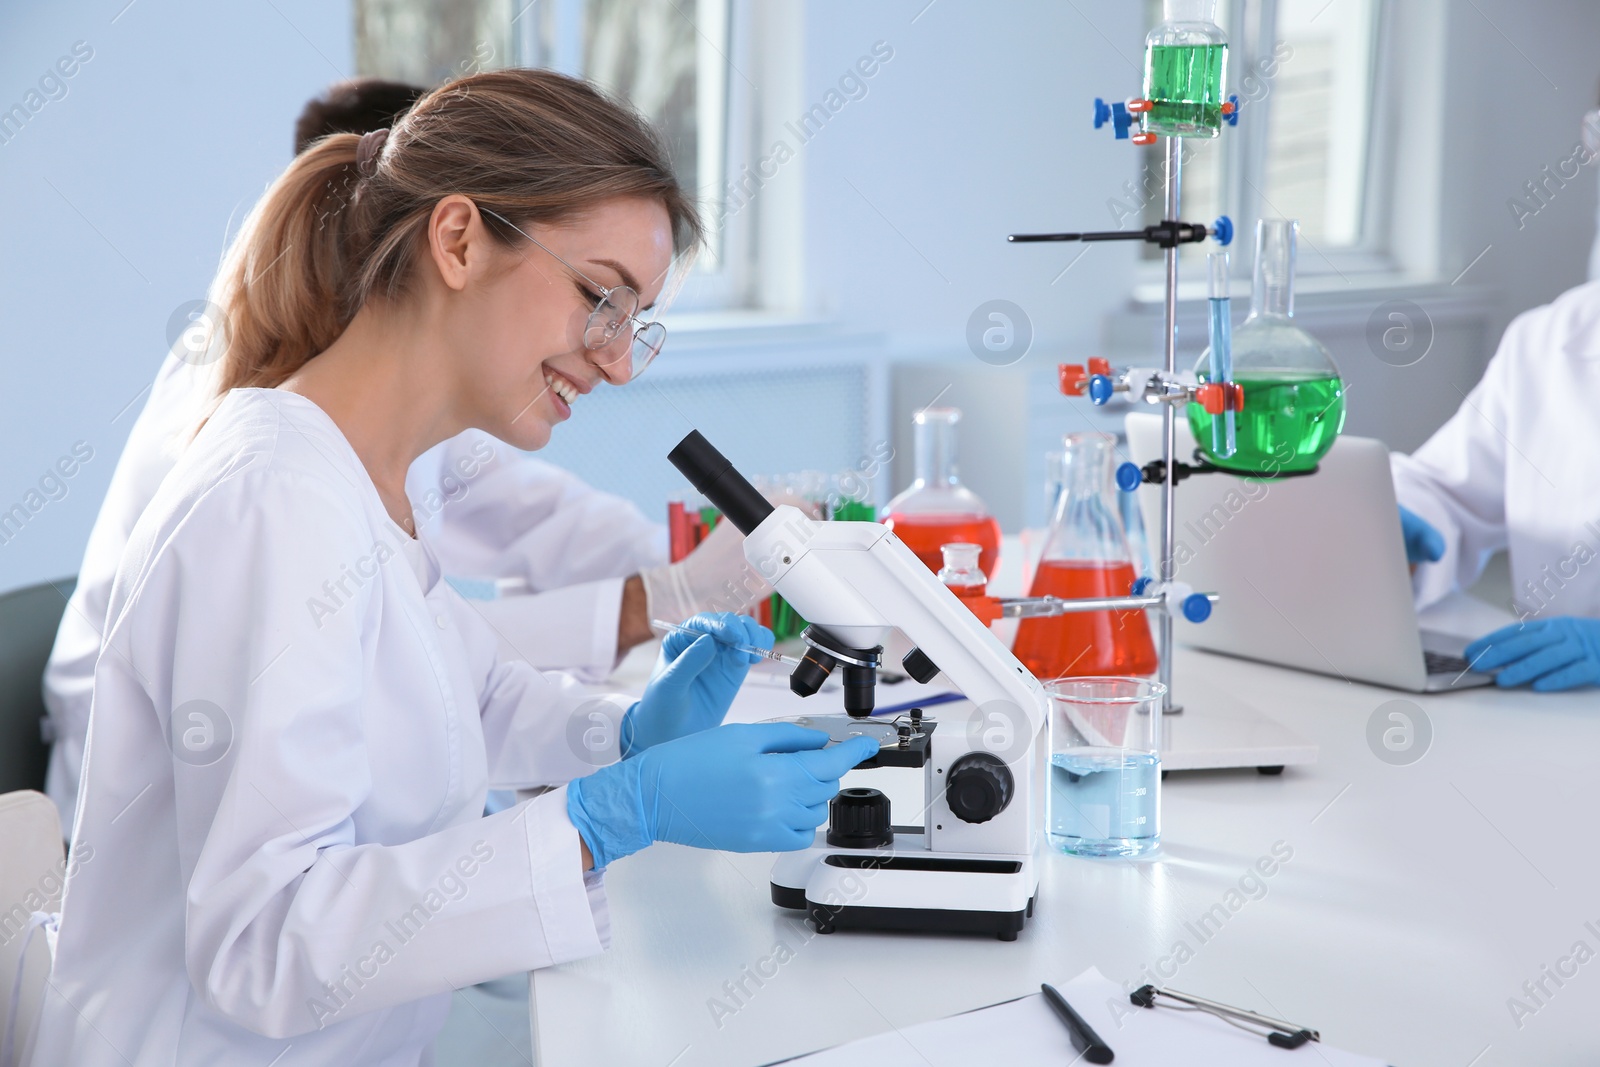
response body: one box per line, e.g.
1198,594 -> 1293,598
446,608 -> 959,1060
937,542 -> 1000,625
937,542 -> 987,596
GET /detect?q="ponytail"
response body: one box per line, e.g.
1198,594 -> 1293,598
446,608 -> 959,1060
209,135 -> 363,394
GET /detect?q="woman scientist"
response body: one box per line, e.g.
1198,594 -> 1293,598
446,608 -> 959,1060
32,69 -> 876,1066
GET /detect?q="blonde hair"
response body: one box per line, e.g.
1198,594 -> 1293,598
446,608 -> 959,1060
205,69 -> 701,395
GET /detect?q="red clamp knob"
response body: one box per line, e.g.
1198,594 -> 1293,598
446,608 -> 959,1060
1197,382 -> 1246,415
1059,364 -> 1087,396
1220,99 -> 1237,115
1087,357 -> 1112,376
1131,132 -> 1157,146
1126,98 -> 1153,113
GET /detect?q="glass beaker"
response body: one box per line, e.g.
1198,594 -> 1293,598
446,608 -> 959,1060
1014,434 -> 1159,680
1142,0 -> 1229,139
1047,677 -> 1164,857
1189,219 -> 1346,474
883,408 -> 1002,578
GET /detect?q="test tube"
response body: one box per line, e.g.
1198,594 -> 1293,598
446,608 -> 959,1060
667,499 -> 691,563
1207,251 -> 1237,459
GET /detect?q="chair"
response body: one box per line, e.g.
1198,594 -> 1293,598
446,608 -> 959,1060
0,579 -> 75,796
0,790 -> 65,1067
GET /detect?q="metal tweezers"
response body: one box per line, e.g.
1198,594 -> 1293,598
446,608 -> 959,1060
1130,985 -> 1320,1049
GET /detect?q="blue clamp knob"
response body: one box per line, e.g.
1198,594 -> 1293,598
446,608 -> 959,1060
1224,94 -> 1240,126
1182,593 -> 1212,623
1093,96 -> 1134,140
1131,577 -> 1154,597
1115,462 -> 1144,493
1212,215 -> 1234,247
1088,375 -> 1116,405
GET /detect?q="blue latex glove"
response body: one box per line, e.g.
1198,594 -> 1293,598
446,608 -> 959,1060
620,612 -> 773,756
567,723 -> 880,867
1465,617 -> 1600,692
1399,506 -> 1445,566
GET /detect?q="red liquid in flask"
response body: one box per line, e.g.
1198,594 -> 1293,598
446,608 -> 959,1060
1012,560 -> 1158,679
883,514 -> 1002,577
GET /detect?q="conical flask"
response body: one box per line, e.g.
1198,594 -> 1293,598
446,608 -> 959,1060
1190,218 -> 1346,474
1014,433 -> 1158,680
883,407 -> 1001,578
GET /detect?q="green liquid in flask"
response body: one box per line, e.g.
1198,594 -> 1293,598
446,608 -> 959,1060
1143,44 -> 1227,136
1186,372 -> 1346,474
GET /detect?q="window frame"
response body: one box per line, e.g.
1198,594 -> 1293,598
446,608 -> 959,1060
1138,0 -> 1399,285
512,0 -> 757,313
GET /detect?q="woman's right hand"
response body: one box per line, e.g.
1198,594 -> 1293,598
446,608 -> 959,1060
566,723 -> 879,868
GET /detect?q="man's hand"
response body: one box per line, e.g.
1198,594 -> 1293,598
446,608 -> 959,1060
1399,506 -> 1445,572
1465,617 -> 1600,691
617,574 -> 653,654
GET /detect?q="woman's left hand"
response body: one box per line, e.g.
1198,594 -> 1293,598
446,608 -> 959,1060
621,612 -> 773,755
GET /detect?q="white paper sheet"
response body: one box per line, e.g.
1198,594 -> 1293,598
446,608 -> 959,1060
771,967 -> 1388,1066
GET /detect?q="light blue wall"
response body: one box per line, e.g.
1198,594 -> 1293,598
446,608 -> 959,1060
0,0 -> 351,592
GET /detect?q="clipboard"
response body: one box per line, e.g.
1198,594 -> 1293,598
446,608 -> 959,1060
763,967 -> 1389,1066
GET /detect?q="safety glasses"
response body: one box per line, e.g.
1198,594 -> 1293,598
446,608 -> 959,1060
479,207 -> 666,380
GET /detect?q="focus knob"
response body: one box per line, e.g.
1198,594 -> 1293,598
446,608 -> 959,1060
827,788 -> 892,848
945,753 -> 1013,824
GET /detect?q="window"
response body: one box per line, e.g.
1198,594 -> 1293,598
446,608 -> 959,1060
354,0 -> 513,87
355,0 -> 743,308
1140,0 -> 1388,277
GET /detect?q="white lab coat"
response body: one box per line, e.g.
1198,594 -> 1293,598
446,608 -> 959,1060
32,389 -> 615,1066
44,356 -> 664,834
1391,279 -> 1600,618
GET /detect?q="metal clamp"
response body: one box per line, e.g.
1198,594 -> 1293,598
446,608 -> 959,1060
1130,984 -> 1319,1050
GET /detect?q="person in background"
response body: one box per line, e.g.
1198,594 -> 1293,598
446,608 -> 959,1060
1392,279 -> 1600,692
31,67 -> 875,1065
42,77 -> 771,836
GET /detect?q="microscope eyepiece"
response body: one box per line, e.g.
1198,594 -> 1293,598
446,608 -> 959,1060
666,431 -> 775,536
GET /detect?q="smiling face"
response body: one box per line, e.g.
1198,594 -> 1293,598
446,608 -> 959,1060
427,195 -> 674,452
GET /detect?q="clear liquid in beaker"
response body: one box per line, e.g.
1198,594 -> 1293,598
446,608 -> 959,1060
1049,749 -> 1161,857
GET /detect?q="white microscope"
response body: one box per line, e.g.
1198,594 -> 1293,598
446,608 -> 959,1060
669,432 -> 1050,941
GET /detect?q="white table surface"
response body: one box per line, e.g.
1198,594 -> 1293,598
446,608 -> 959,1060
529,540 -> 1597,1067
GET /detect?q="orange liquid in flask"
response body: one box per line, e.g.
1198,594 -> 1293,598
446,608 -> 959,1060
1012,560 -> 1158,679
884,514 -> 1002,577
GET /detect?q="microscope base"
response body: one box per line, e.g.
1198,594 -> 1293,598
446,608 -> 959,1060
770,842 -> 1038,941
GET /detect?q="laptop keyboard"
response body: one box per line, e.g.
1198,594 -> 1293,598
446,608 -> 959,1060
1423,650 -> 1472,676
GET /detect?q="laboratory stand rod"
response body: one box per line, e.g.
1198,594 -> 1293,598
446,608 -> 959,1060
1159,136 -> 1182,714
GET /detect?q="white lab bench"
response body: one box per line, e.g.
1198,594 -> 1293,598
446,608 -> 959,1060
529,583 -> 1599,1066
529,646 -> 1600,1067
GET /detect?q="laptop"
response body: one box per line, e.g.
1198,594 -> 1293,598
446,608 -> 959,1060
1124,412 -> 1493,692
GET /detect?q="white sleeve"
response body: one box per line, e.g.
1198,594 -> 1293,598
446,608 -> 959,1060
445,588 -> 631,789
1389,316 -> 1522,609
463,577 -> 625,680
411,431 -> 668,590
141,472 -> 605,1039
